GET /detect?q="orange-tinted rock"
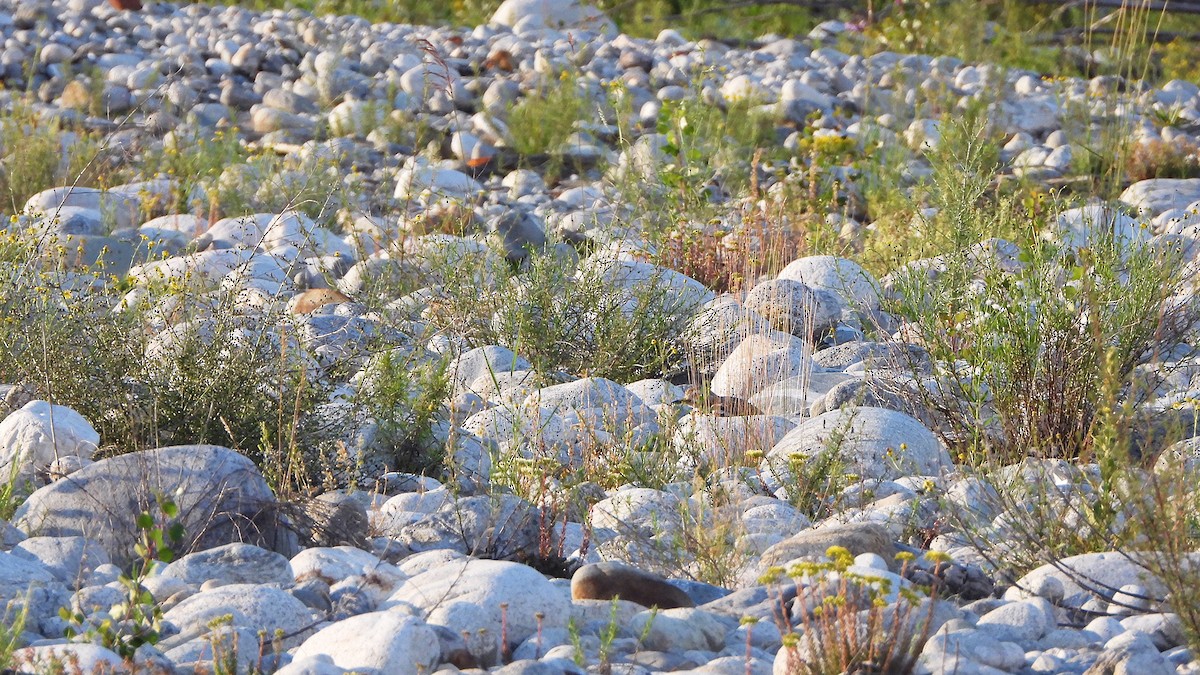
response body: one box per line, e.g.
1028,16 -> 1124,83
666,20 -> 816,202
109,0 -> 143,9
571,562 -> 695,609
290,288 -> 352,315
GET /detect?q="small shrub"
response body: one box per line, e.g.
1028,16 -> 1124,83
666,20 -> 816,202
654,95 -> 777,205
353,347 -> 451,476
1125,138 -> 1200,182
430,247 -> 691,382
0,235 -> 328,492
0,596 -> 28,672
507,74 -> 592,158
769,547 -> 937,675
0,106 -> 107,210
1159,36 -> 1200,83
657,213 -> 808,294
140,126 -> 248,217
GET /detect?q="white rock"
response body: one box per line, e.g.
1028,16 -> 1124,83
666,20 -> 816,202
1049,204 -> 1150,251
780,79 -> 833,109
904,119 -> 941,151
629,607 -> 728,652
292,611 -> 439,671
1043,144 -> 1073,172
272,654 -> 345,675
976,597 -> 1056,642
385,558 -> 570,644
1109,583 -> 1152,614
523,377 -> 655,433
711,332 -> 819,399
591,488 -> 682,538
450,131 -> 496,164
327,99 -> 385,137
996,94 -> 1059,136
424,600 -> 501,663
686,296 -> 774,373
1156,80 -> 1200,107
491,0 -> 616,33
673,414 -> 796,468
580,255 -> 715,315
921,628 -> 1025,672
162,543 -> 293,586
0,401 -> 99,483
1012,145 -> 1051,168
750,372 -> 856,416
0,550 -> 69,631
11,536 -> 109,588
291,546 -> 401,587
396,548 -> 468,576
163,584 -> 317,648
744,278 -> 843,338
11,645 -> 128,674
765,406 -> 951,481
721,75 -> 773,103
777,255 -> 881,311
23,187 -> 141,231
624,379 -> 685,407
165,626 -> 266,673
460,404 -> 581,460
741,502 -> 811,536
1120,178 -> 1200,219
394,165 -> 482,202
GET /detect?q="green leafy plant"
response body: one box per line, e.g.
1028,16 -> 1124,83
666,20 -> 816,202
654,95 -> 776,206
0,104 -> 108,211
62,493 -> 184,660
427,246 -> 691,382
353,347 -> 451,476
0,594 -> 29,672
596,596 -> 623,668
506,73 -> 593,158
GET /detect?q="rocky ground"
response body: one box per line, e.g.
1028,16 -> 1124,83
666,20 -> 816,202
3,0 -> 1200,673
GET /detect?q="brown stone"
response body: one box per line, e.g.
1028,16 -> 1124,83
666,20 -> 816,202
59,80 -> 92,110
571,562 -> 695,609
109,0 -> 143,9
290,288 -> 352,315
484,50 -> 516,72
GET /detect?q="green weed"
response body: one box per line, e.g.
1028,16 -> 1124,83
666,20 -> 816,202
62,493 -> 184,659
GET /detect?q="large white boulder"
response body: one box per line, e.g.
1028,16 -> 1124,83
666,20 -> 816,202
385,558 -> 570,645
24,187 -> 141,231
163,584 -> 318,648
292,612 -> 439,672
764,406 -> 951,481
14,445 -> 292,567
710,332 -> 819,399
523,377 -> 655,434
395,163 -> 482,203
777,255 -> 880,312
0,401 -> 99,484
491,0 -> 616,34
673,413 -> 796,468
1120,179 -> 1200,219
